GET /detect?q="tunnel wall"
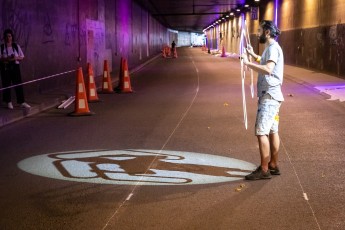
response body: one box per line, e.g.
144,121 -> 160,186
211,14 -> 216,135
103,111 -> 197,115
0,0 -> 169,94
1,0 -> 344,96
206,0 -> 345,79
277,0 -> 345,77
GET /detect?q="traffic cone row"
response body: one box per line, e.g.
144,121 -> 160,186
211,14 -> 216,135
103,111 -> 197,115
69,58 -> 133,116
162,45 -> 171,58
161,45 -> 178,58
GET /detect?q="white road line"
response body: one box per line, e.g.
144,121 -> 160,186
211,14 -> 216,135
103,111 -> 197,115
303,193 -> 309,201
281,140 -> 321,230
102,55 -> 200,230
125,193 -> 134,201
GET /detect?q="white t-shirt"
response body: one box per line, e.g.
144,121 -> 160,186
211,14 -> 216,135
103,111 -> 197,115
0,43 -> 24,64
257,40 -> 284,101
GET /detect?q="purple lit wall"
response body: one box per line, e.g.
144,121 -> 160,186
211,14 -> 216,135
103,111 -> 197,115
275,0 -> 279,26
117,0 -> 130,59
0,0 -> 171,95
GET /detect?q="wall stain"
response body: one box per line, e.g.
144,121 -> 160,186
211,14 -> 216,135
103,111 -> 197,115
279,23 -> 345,77
41,13 -> 54,44
1,0 -> 30,52
65,23 -> 78,46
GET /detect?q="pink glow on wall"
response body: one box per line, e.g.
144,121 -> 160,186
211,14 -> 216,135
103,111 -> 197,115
275,0 -> 279,26
118,0 -> 131,57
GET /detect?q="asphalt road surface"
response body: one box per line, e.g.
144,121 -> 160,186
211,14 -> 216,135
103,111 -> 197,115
0,47 -> 344,230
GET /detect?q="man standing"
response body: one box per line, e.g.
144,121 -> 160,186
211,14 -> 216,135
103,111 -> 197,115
171,40 -> 176,54
241,20 -> 284,180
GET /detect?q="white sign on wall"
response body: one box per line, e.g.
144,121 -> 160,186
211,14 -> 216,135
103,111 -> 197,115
251,7 -> 258,20
86,19 -> 112,77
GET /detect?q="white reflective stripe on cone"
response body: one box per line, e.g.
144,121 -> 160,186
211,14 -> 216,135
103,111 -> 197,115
79,99 -> 86,109
78,83 -> 84,92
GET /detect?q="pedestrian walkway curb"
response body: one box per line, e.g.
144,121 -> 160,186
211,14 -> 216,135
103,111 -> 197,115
0,54 -> 162,128
0,95 -> 65,128
284,65 -> 345,103
285,65 -> 345,85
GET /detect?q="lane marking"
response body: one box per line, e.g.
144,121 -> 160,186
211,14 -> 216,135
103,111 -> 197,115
281,140 -> 321,230
126,193 -> 134,201
303,193 -> 309,201
103,55 -> 202,229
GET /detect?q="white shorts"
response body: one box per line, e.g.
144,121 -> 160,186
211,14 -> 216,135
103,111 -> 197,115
255,94 -> 281,136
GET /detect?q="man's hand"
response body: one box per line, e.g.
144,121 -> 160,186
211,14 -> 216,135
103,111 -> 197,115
240,54 -> 249,65
246,45 -> 255,57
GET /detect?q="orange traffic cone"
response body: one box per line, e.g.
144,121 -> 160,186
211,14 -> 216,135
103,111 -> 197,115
221,46 -> 226,57
167,47 -> 171,57
117,58 -> 133,93
86,63 -> 100,102
99,60 -> 114,93
173,47 -> 178,58
69,67 -> 93,116
162,47 -> 166,58
164,46 -> 169,57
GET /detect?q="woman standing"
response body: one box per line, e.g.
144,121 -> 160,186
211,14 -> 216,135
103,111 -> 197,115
0,29 -> 30,109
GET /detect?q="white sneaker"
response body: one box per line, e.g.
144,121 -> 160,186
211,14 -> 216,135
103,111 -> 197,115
8,102 -> 14,109
21,102 -> 31,109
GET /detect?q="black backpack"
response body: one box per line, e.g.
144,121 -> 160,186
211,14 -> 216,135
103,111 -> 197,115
1,43 -> 19,55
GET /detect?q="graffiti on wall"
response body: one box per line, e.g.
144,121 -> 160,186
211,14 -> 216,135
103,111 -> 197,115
328,24 -> 344,75
64,23 -> 78,46
1,0 -> 30,52
306,24 -> 345,76
313,30 -> 325,70
41,13 -> 54,44
282,23 -> 345,78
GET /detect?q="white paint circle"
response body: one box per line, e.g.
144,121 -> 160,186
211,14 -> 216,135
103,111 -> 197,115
18,149 -> 255,185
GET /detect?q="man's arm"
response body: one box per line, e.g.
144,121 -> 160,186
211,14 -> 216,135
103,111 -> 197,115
244,58 -> 275,75
244,45 -> 276,75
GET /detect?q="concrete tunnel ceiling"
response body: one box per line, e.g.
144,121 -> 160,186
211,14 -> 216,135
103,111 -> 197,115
134,0 -> 264,33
